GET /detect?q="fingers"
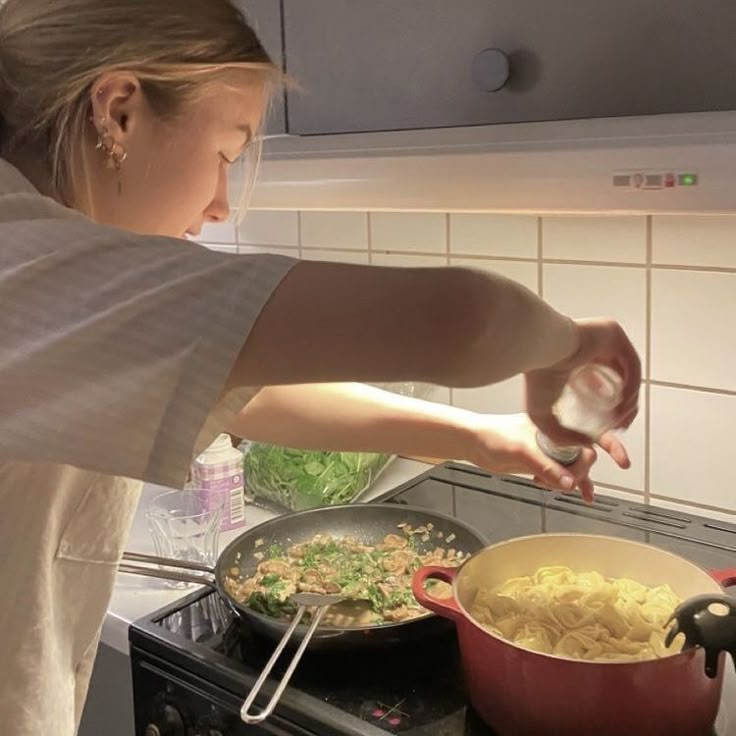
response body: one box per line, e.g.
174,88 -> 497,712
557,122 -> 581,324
526,452 -> 577,491
597,431 -> 630,469
528,445 -> 597,502
578,477 -> 595,505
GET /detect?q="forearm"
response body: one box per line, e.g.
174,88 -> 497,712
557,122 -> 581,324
227,382 -> 480,461
226,382 -> 631,503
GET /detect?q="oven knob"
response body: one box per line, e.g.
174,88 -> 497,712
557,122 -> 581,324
148,703 -> 185,736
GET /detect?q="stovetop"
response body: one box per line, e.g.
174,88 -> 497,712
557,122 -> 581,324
130,462 -> 736,736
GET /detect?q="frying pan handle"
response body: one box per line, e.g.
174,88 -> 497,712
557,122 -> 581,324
118,551 -> 217,588
412,566 -> 463,622
710,569 -> 736,588
240,604 -> 329,724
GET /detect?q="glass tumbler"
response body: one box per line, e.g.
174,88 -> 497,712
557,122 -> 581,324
145,490 -> 224,588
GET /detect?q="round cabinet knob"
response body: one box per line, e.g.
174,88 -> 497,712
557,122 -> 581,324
145,726 -> 161,736
471,48 -> 511,92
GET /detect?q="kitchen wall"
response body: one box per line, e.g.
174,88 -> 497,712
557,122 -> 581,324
198,211 -> 736,520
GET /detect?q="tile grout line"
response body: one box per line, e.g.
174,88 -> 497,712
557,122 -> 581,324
651,263 -> 736,274
647,493 -> 736,518
648,379 -> 736,397
644,214 -> 653,505
592,481 -> 645,497
543,258 -> 646,268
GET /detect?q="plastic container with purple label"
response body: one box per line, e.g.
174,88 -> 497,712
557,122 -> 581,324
190,433 -> 246,531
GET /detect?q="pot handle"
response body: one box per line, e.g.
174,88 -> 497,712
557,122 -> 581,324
710,569 -> 736,588
412,565 -> 463,622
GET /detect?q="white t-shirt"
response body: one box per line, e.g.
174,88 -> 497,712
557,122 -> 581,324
0,158 -> 297,735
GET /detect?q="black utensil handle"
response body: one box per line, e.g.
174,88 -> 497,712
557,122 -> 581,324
666,593 -> 736,678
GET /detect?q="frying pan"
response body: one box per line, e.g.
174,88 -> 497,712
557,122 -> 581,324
120,503 -> 487,723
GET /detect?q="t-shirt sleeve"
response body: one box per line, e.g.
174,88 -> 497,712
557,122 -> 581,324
0,217 -> 297,487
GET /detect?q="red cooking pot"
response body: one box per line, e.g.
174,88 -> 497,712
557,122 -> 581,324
413,533 -> 736,736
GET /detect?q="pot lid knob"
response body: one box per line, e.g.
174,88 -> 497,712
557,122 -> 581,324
666,594 -> 736,679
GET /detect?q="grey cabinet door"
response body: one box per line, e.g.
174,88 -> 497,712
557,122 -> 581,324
235,0 -> 286,135
282,0 -> 736,135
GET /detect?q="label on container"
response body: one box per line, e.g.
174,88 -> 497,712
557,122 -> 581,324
191,464 -> 246,531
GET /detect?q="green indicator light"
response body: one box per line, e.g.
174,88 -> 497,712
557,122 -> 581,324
679,173 -> 698,186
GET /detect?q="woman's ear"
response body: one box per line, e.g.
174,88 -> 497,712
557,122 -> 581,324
89,72 -> 145,142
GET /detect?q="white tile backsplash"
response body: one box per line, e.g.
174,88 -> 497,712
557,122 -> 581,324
650,385 -> 736,510
651,269 -> 736,391
653,215 -> 736,268
449,214 -> 538,259
198,222 -> 238,245
370,212 -> 446,253
542,263 -> 648,374
301,211 -> 368,249
239,210 -> 299,247
542,216 -> 647,264
224,207 -> 736,518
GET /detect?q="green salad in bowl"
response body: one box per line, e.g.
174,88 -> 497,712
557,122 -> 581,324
243,445 -> 393,510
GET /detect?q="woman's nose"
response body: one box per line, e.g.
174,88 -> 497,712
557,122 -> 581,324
205,168 -> 231,223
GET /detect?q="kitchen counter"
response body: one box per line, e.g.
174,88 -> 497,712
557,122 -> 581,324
102,457 -> 431,654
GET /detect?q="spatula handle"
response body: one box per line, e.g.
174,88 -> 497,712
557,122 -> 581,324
240,604 -> 330,724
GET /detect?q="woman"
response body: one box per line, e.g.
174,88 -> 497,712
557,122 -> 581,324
0,1 -> 639,734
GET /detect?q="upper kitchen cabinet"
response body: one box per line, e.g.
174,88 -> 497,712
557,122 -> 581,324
281,0 -> 736,135
234,0 -> 286,135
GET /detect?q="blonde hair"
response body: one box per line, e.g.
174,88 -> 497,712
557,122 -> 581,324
0,0 -> 280,216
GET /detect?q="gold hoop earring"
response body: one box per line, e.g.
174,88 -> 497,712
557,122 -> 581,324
95,117 -> 127,195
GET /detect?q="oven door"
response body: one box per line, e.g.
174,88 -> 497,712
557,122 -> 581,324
132,657 -> 318,736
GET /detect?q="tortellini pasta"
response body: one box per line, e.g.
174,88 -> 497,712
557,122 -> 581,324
469,566 -> 682,662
